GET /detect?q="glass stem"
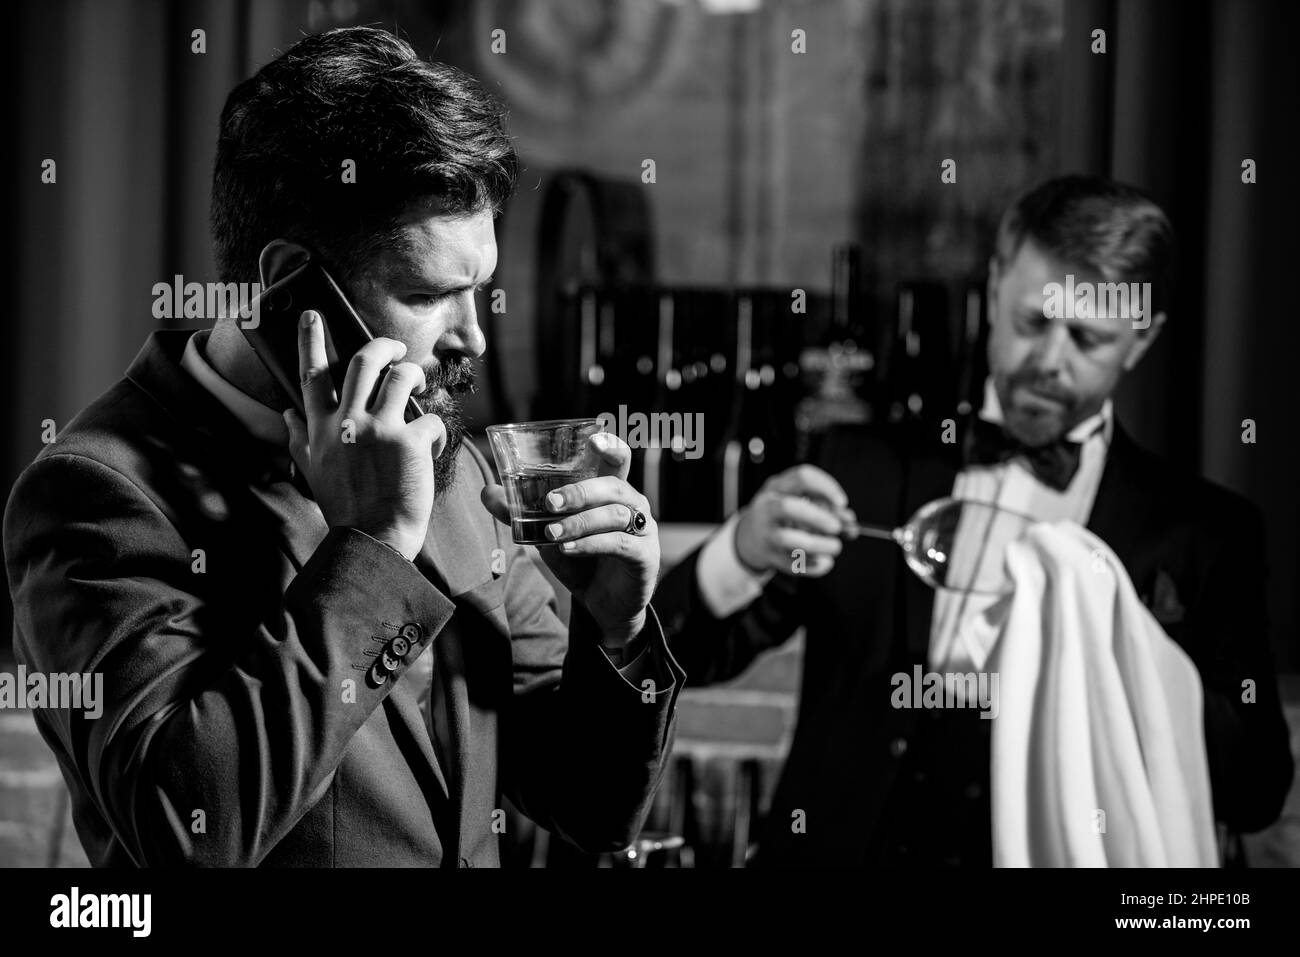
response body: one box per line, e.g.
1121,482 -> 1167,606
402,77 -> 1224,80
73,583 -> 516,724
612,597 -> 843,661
844,522 -> 899,542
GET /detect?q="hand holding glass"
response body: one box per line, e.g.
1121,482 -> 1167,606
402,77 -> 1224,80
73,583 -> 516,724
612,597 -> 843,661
486,418 -> 605,545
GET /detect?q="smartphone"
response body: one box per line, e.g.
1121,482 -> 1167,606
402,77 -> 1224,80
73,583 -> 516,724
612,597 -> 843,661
241,256 -> 423,423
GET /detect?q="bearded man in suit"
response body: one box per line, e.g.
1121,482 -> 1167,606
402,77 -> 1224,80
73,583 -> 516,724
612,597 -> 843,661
5,27 -> 682,867
654,175 -> 1293,866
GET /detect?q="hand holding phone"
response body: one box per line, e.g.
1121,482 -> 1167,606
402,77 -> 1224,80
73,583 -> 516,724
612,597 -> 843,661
282,310 -> 447,562
243,257 -> 423,424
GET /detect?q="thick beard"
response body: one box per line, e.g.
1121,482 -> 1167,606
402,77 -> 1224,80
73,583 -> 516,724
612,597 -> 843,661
415,356 -> 476,498
994,366 -> 1079,447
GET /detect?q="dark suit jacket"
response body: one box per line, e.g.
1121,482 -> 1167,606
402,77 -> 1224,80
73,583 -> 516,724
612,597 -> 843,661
4,330 -> 684,867
654,420 -> 1294,866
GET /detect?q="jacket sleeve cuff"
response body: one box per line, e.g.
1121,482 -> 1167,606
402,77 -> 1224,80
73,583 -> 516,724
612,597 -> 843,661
571,602 -> 684,700
285,526 -> 456,692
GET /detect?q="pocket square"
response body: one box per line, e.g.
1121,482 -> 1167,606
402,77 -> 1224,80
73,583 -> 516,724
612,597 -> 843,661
1145,569 -> 1186,625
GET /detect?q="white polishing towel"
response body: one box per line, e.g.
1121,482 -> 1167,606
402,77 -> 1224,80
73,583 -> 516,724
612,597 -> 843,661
980,522 -> 1218,867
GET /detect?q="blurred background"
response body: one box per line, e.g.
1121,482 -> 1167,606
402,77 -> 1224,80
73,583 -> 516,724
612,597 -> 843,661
3,0 -> 1297,867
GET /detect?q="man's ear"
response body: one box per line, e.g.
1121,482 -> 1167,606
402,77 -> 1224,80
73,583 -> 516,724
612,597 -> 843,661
1122,310 -> 1166,371
258,239 -> 312,288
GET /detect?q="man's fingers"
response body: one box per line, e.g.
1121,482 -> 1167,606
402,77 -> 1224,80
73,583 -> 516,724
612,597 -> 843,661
591,432 -> 631,481
770,527 -> 843,561
413,412 -> 448,459
546,475 -> 644,514
373,362 -> 426,422
340,337 -> 408,417
480,484 -> 510,525
542,503 -> 638,542
554,530 -> 645,559
297,311 -> 336,419
772,495 -> 845,536
768,464 -> 849,511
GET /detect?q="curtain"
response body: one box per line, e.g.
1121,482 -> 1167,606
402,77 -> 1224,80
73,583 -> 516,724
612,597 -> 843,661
1059,0 -> 1299,670
3,0 -> 321,658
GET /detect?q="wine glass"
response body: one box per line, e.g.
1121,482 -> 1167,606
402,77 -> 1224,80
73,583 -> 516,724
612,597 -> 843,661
843,497 -> 1036,595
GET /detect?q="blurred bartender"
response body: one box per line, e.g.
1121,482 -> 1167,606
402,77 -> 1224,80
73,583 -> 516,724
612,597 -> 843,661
654,175 -> 1294,866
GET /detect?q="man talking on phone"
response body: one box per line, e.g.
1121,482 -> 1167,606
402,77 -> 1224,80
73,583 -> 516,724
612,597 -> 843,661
4,27 -> 682,867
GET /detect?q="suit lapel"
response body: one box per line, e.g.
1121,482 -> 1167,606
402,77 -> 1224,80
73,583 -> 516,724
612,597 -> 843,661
243,482 -> 329,570
410,451 -> 509,855
1086,424 -> 1157,575
434,627 -> 474,858
415,450 -> 501,613
382,675 -> 453,816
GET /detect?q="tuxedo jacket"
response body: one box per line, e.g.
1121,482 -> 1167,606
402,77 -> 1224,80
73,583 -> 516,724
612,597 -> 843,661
4,330 -> 684,867
654,421 -> 1294,866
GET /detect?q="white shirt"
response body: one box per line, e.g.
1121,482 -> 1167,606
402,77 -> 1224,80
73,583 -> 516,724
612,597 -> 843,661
696,379 -> 1113,672
180,330 -> 289,447
928,381 -> 1111,671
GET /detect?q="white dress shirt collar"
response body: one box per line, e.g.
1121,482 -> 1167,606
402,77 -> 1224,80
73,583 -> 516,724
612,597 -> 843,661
180,330 -> 289,447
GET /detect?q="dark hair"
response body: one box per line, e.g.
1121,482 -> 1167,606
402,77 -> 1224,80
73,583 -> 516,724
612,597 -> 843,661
210,27 -> 517,285
993,175 -> 1176,316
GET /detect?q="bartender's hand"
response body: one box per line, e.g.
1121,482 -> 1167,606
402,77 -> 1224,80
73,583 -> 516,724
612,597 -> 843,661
735,465 -> 851,578
481,433 -> 659,648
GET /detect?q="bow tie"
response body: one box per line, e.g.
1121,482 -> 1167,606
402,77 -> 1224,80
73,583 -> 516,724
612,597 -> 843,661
963,416 -> 1083,492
